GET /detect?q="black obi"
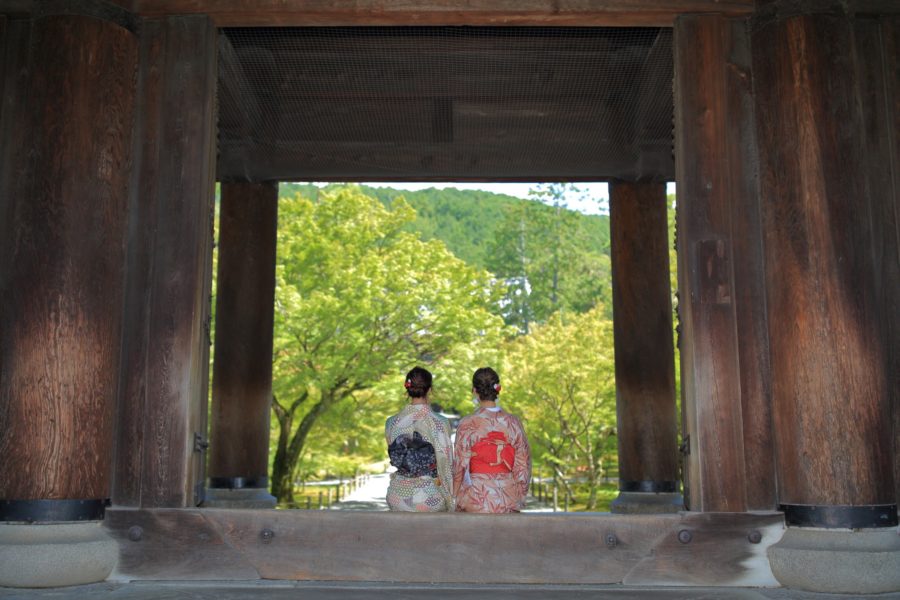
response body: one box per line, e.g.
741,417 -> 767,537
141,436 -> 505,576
388,431 -> 438,478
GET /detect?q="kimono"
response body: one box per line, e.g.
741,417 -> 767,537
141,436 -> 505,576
384,403 -> 453,512
452,407 -> 531,513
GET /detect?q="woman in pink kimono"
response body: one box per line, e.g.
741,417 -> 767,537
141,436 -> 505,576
453,367 -> 531,513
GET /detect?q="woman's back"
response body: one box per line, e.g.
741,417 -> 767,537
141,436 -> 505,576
385,403 -> 453,511
452,407 -> 531,513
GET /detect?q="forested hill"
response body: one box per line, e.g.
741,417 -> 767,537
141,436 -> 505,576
278,183 -> 610,269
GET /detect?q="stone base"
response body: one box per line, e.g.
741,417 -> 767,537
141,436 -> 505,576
0,522 -> 118,588
610,491 -> 684,514
768,526 -> 900,594
201,487 -> 277,509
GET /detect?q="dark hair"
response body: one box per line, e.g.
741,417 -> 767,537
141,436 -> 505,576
404,366 -> 432,398
472,367 -> 500,402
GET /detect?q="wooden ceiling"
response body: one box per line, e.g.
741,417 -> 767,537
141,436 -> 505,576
217,26 -> 675,182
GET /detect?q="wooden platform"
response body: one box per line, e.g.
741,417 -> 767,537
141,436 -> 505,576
105,508 -> 784,587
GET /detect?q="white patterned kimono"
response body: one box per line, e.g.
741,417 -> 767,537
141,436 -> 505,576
384,403 -> 453,512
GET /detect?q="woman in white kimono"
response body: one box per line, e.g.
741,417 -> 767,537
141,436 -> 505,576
384,367 -> 453,511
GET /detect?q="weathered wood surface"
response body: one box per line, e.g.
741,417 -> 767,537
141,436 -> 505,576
217,27 -> 675,183
854,16 -> 900,508
106,508 -> 261,580
114,15 -> 217,508
134,0 -> 754,26
0,12 -> 138,500
623,512 -> 782,586
721,19 -> 775,512
751,6 -> 895,507
209,183 -> 279,484
631,29 -> 675,178
105,508 -> 784,586
673,15 -> 754,512
883,16 -> 900,509
114,17 -> 165,508
609,182 -> 678,489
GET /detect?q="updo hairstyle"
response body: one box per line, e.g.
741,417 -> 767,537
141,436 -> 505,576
404,366 -> 432,398
472,367 -> 500,402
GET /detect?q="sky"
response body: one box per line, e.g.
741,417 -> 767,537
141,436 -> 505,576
354,181 -> 676,216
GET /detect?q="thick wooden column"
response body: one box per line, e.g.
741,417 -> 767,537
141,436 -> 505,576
751,3 -> 896,528
206,182 -> 278,507
608,182 -> 680,512
0,4 -> 138,520
673,14 -> 774,512
113,15 -> 217,508
851,14 -> 900,514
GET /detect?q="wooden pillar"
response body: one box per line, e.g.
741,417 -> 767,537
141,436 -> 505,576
751,3 -> 896,528
206,182 -> 278,507
851,14 -> 900,515
0,3 -> 138,521
608,182 -> 680,512
112,15 -> 217,508
673,14 -> 775,512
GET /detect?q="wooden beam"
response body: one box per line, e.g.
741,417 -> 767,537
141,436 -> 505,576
105,508 -> 784,586
134,0 -> 754,27
216,139 -> 674,182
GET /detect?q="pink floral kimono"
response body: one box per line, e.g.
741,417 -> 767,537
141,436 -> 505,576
452,407 -> 531,513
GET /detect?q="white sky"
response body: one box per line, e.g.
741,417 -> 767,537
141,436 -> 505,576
356,181 -> 676,216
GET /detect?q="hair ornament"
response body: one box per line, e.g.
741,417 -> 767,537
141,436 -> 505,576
493,383 -> 501,392
404,380 -> 411,388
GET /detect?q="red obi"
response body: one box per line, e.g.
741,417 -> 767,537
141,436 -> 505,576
469,431 -> 515,474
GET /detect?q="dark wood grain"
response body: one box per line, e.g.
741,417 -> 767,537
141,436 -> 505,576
624,512 -> 783,586
105,508 -> 784,586
883,16 -> 900,509
105,508 -> 260,580
127,15 -> 216,508
723,17 -> 775,511
609,182 -> 678,489
206,510 -> 676,584
852,15 -> 900,507
217,139 -> 673,183
209,183 -> 278,483
751,7 -> 894,507
215,27 -> 677,183
113,18 -> 166,507
0,12 -> 138,500
672,14 -> 750,512
631,29 -> 676,178
134,0 -> 754,26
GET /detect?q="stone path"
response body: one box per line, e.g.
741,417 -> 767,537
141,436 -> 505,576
329,473 -> 556,512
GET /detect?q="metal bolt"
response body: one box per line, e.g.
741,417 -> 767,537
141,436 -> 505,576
260,528 -> 275,544
604,533 -> 618,548
747,530 -> 762,544
677,529 -> 692,544
127,525 -> 143,542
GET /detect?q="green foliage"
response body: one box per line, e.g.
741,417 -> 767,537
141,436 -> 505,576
502,305 -> 618,509
487,184 -> 612,332
270,186 -> 506,502
277,182 -> 610,273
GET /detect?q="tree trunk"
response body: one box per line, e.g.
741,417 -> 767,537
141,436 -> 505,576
271,395 -> 332,504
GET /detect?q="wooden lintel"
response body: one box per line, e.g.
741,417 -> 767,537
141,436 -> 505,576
4,0 -> 899,23
133,0 -> 755,27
